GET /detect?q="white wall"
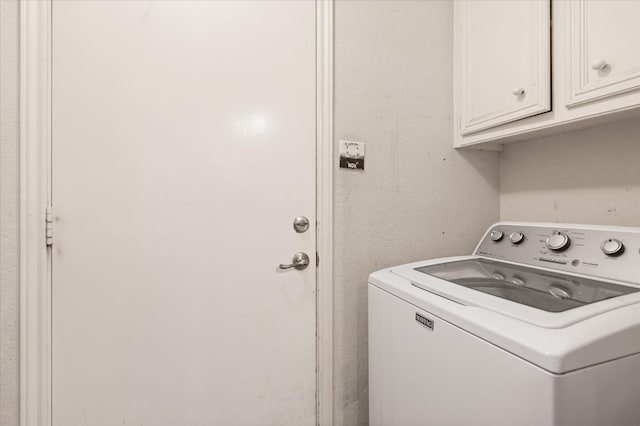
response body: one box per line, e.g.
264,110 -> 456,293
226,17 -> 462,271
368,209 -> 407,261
500,118 -> 640,226
0,1 -> 20,425
333,1 -> 500,424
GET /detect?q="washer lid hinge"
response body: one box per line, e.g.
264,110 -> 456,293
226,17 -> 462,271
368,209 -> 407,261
46,205 -> 53,246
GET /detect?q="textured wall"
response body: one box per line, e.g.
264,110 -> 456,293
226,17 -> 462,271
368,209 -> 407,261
0,1 -> 20,425
500,118 -> 640,226
333,1 -> 500,424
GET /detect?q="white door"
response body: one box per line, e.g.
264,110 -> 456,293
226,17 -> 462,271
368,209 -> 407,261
51,1 -> 317,425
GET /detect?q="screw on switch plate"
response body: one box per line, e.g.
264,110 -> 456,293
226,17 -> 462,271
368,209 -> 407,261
339,140 -> 365,170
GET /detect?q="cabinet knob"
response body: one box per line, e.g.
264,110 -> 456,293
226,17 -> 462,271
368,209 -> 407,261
512,87 -> 525,96
591,59 -> 607,71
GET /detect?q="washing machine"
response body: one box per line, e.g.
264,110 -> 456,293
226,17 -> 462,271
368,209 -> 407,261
369,222 -> 640,426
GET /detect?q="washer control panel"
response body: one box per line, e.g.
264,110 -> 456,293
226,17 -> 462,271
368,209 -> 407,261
475,223 -> 640,284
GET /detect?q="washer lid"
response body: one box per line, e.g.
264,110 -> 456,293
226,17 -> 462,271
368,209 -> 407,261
415,258 -> 638,313
372,259 -> 640,374
391,256 -> 640,329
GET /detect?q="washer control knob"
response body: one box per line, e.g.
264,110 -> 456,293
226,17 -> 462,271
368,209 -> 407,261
509,232 -> 525,245
601,238 -> 624,256
490,230 -> 504,242
546,231 -> 570,251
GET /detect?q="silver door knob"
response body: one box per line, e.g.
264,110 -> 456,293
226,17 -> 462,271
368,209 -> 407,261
293,216 -> 310,233
278,252 -> 310,271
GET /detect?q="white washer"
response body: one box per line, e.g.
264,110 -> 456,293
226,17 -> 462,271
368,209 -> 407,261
369,222 -> 640,426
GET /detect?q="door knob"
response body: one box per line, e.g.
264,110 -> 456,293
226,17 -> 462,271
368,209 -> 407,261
293,216 -> 310,233
278,252 -> 310,271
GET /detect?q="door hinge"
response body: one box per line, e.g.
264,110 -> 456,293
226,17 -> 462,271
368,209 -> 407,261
46,205 -> 53,246
316,252 -> 319,267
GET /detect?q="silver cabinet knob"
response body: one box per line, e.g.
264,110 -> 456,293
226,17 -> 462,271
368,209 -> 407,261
293,216 -> 310,233
278,252 -> 310,271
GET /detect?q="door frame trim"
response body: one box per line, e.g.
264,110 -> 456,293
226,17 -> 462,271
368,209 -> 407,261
316,1 -> 334,424
19,1 -> 52,425
18,1 -> 334,425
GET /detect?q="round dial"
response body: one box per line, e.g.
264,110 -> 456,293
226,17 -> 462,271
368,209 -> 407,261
601,238 -> 624,256
490,230 -> 504,242
509,232 -> 525,245
546,231 -> 570,251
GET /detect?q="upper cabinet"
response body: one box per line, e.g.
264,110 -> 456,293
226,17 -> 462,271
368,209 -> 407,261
456,0 -> 550,135
455,0 -> 640,149
567,0 -> 640,106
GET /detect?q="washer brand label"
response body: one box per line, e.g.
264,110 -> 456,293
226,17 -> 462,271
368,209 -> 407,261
415,313 -> 434,330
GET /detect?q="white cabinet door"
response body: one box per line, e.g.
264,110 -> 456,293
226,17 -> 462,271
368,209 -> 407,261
456,0 -> 551,135
567,0 -> 640,107
52,1 -> 317,425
